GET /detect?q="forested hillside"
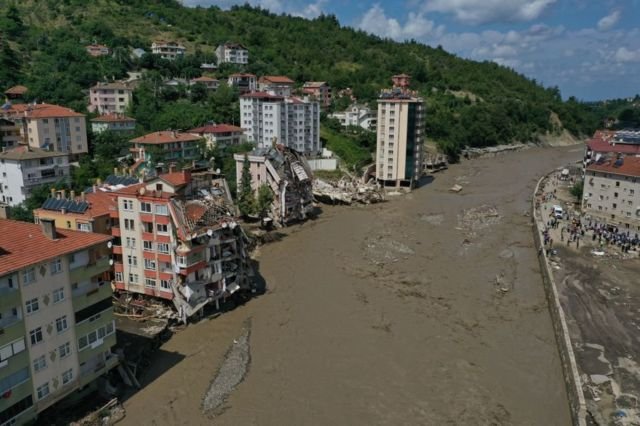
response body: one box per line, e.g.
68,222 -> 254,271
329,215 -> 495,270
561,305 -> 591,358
0,0 -> 605,158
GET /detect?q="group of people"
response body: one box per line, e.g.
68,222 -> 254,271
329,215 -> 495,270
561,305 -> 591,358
585,221 -> 640,253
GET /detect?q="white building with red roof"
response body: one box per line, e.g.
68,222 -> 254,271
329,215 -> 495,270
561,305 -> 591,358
584,130 -> 640,163
189,76 -> 219,90
85,44 -> 110,57
583,156 -> 640,229
90,113 -> 136,134
240,92 -> 321,154
227,73 -> 257,94
188,124 -> 246,148
215,42 -> 248,65
302,81 -> 331,107
258,76 -> 295,97
129,131 -> 204,165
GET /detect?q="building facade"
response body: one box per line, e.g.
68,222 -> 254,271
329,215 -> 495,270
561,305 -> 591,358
376,76 -> 425,188
190,77 -> 219,91
583,156 -> 640,230
227,73 -> 257,94
1,103 -> 88,159
0,118 -> 21,149
0,219 -> 115,425
215,43 -> 248,65
0,147 -> 70,206
302,82 -> 331,108
188,124 -> 246,149
329,104 -> 377,131
151,41 -> 186,60
130,131 -> 203,165
90,114 -> 136,134
240,93 -> 321,154
85,44 -> 110,57
258,76 -> 295,97
89,82 -> 133,114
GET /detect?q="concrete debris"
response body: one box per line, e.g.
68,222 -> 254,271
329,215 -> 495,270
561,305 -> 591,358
313,177 -> 384,205
202,323 -> 251,415
449,184 -> 463,193
462,143 -> 531,159
70,398 -> 125,426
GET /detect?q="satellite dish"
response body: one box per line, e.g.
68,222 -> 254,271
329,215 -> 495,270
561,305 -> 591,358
109,259 -> 114,266
107,241 -> 113,249
139,187 -> 146,195
229,221 -> 237,229
221,222 -> 228,228
207,229 -> 213,237
215,168 -> 221,174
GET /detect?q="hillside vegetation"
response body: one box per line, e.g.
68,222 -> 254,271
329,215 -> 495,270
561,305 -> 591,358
0,0 -> 605,159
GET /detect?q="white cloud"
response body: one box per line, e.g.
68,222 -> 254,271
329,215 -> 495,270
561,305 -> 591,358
615,47 -> 640,63
421,0 -> 557,24
597,10 -> 621,31
357,4 -> 443,41
293,0 -> 327,18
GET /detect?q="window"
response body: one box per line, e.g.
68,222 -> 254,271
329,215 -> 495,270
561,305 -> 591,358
145,278 -> 156,288
143,241 -> 153,251
58,342 -> 71,358
77,223 -> 91,232
128,273 -> 139,283
124,219 -> 135,231
127,255 -> 138,267
25,298 -> 39,314
49,258 -> 62,275
616,181 -> 620,187
157,243 -> 169,254
33,355 -> 46,372
140,202 -> 152,213
160,280 -> 171,290
36,383 -> 50,400
53,288 -> 64,303
144,259 -> 156,270
156,224 -> 168,234
156,184 -> 163,191
114,272 -> 123,282
126,237 -> 136,248
22,268 -> 35,285
55,316 -> 68,333
142,222 -> 153,233
29,328 -> 43,345
78,336 -> 88,350
122,200 -> 133,211
155,204 -> 168,215
62,369 -> 73,385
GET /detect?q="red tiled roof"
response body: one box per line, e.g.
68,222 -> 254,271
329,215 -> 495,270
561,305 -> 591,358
33,191 -> 117,219
0,219 -> 111,275
90,113 -> 136,123
4,103 -> 84,119
240,91 -> 284,100
587,157 -> 640,178
185,203 -> 206,222
229,73 -> 256,78
160,172 -> 190,187
587,130 -> 640,155
130,131 -> 202,145
192,76 -> 218,82
188,124 -> 244,134
4,85 -> 28,95
259,76 -> 294,84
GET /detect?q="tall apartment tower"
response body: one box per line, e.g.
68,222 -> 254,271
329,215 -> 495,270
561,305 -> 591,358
376,74 -> 425,188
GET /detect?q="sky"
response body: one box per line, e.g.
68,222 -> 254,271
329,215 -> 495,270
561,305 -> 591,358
182,0 -> 640,101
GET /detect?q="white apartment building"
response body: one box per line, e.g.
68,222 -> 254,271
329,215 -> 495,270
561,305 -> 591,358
151,41 -> 186,60
329,104 -> 377,131
0,219 -> 115,425
215,42 -> 248,65
1,103 -> 89,159
89,82 -> 133,114
90,114 -> 136,134
0,146 -> 70,206
240,93 -> 321,154
257,76 -> 295,97
376,91 -> 425,188
227,73 -> 257,94
583,156 -> 640,230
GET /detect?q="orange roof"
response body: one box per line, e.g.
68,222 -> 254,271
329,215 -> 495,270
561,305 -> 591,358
303,81 -> 327,88
259,76 -> 294,84
33,191 -> 117,219
0,219 -> 111,275
192,76 -> 218,82
160,172 -> 190,187
90,113 -> 136,123
4,103 -> 84,119
4,85 -> 28,95
587,157 -> 640,178
130,131 -> 202,145
189,124 -> 244,134
229,73 -> 256,78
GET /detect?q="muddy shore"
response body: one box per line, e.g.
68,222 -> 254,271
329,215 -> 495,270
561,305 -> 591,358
119,145 -> 583,425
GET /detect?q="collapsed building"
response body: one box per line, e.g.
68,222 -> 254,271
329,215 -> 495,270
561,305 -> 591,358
110,166 -> 254,323
234,145 -> 314,225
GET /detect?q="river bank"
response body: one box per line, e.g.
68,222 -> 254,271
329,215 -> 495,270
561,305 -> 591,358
118,145 -> 583,425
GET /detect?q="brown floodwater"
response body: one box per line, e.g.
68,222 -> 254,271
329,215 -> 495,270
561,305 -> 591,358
120,145 -> 582,425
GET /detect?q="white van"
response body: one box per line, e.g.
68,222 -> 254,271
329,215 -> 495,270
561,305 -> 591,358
552,205 -> 563,219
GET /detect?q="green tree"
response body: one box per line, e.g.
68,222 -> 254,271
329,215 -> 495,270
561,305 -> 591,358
256,184 -> 274,218
237,154 -> 255,216
570,181 -> 584,202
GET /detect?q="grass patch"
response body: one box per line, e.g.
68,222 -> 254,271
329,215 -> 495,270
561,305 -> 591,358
321,125 -> 372,170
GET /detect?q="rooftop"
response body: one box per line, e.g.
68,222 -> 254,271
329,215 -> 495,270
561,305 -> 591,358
587,130 -> 640,155
0,219 -> 111,275
240,91 -> 285,101
4,85 -> 28,95
228,73 -> 256,78
90,82 -> 131,91
259,76 -> 295,84
587,156 -> 640,178
90,113 -> 136,123
2,103 -> 84,119
192,76 -> 218,82
131,131 -> 202,145
0,145 -> 67,161
221,42 -> 247,50
303,81 -> 328,88
189,124 -> 244,134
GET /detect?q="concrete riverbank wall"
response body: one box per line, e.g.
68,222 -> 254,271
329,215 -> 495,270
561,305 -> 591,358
531,172 -> 587,426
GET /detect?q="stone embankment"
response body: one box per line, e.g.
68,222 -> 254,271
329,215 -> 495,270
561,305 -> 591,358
532,171 -> 587,426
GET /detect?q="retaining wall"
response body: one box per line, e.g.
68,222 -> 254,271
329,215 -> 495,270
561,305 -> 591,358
531,173 -> 587,426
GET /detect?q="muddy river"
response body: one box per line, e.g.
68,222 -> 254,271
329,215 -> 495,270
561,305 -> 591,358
120,145 -> 582,425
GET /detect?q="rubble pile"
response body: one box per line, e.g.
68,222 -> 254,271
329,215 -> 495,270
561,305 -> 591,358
313,177 -> 384,205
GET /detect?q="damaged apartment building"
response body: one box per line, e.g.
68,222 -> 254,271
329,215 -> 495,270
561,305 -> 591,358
34,167 -> 254,323
234,144 -> 314,226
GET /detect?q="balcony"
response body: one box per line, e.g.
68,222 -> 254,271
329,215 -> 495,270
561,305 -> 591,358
0,316 -> 25,342
0,286 -> 20,309
72,281 -> 112,312
69,256 -> 110,283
